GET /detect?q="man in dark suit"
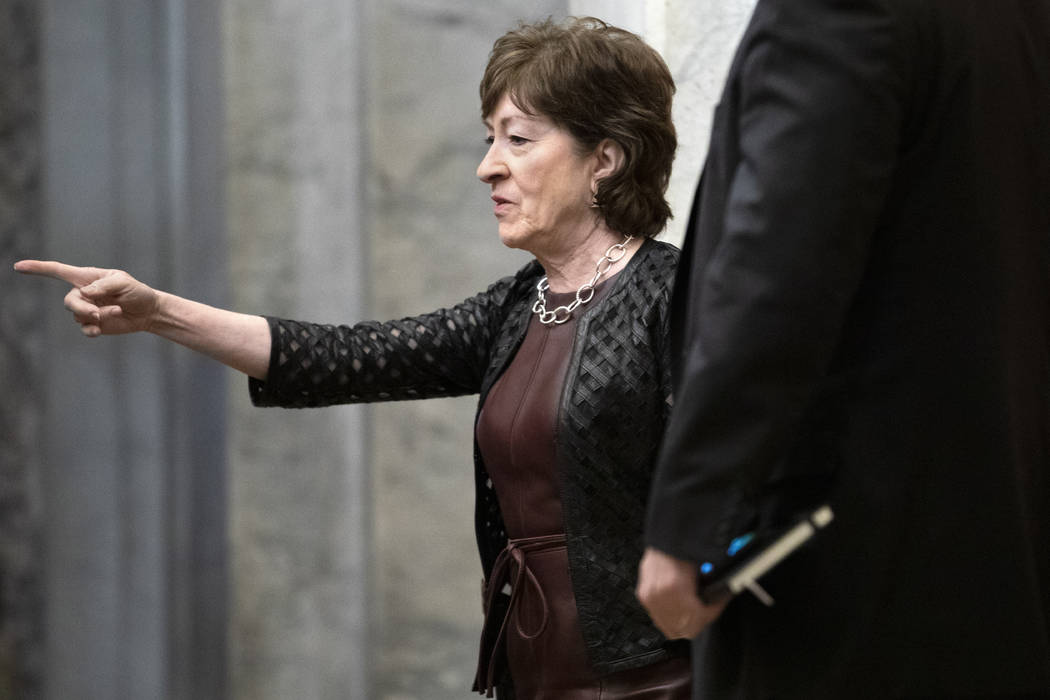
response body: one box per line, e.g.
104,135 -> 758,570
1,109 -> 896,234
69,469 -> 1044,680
637,0 -> 1050,698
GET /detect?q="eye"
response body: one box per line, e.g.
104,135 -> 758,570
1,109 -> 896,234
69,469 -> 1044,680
508,135 -> 530,146
484,135 -> 494,145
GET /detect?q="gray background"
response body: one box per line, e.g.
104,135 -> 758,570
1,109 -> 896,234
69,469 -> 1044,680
0,1 -> 755,698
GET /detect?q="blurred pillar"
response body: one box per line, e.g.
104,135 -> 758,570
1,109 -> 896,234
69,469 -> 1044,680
362,3 -> 563,698
223,1 -> 371,699
33,0 -> 228,698
1,1 -> 45,698
654,0 -> 757,246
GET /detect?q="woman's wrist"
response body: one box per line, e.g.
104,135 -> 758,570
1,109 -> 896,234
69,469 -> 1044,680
147,291 -> 271,378
147,290 -> 180,336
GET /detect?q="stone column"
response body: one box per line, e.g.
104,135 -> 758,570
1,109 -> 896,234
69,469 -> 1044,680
362,3 -> 565,698
653,0 -> 757,247
1,1 -> 44,697
27,1 -> 228,699
223,2 -> 370,699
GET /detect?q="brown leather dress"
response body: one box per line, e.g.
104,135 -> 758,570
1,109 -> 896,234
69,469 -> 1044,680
474,278 -> 690,699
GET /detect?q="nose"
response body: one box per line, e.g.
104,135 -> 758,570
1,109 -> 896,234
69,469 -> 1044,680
477,143 -> 507,183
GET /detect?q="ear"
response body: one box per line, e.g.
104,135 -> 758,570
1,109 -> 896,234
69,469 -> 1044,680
590,138 -> 625,188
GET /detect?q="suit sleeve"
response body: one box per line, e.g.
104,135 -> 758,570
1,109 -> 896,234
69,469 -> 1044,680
646,0 -> 914,563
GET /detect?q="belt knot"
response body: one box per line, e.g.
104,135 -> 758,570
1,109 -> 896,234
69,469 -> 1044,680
471,533 -> 566,697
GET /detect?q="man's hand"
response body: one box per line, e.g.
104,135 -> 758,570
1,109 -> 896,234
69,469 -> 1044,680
636,547 -> 728,639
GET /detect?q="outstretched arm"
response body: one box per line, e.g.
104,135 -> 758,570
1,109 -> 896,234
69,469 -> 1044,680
15,260 -> 271,380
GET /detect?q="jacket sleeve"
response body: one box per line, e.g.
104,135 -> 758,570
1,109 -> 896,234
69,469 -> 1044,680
646,0 -> 915,563
248,273 -> 523,408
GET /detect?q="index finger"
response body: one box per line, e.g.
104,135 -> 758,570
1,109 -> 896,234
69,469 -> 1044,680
14,260 -> 109,287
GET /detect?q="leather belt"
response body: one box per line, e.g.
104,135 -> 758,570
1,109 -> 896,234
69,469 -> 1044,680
472,533 -> 567,697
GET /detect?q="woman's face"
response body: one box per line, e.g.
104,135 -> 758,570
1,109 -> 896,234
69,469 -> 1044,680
477,94 -> 599,255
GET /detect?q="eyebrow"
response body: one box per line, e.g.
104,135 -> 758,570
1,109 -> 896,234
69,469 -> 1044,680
482,113 -> 542,131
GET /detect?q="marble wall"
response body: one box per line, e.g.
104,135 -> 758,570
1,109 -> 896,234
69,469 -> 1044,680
224,1 -> 370,698
652,0 -> 757,247
1,1 -> 44,697
363,2 -> 562,697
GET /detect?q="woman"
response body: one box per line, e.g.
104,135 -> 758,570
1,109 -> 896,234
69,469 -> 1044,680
17,17 -> 685,698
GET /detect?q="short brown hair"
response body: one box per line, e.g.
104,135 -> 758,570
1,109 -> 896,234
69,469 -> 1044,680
480,17 -> 677,238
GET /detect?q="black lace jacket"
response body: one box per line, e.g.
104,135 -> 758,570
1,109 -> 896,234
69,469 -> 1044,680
249,238 -> 685,677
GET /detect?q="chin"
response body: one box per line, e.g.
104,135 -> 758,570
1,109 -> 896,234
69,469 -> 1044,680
497,225 -> 533,252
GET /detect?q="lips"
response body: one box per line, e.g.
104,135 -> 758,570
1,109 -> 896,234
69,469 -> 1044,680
491,195 -> 512,215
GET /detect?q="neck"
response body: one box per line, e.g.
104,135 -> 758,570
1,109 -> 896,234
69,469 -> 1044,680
538,227 -> 639,293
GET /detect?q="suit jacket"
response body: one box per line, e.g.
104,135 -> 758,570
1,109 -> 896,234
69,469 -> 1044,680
646,0 -> 1050,697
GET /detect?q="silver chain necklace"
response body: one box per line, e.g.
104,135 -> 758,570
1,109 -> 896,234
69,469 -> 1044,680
532,235 -> 634,325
